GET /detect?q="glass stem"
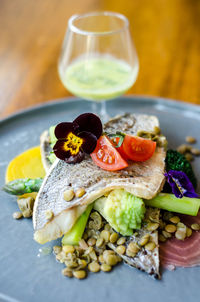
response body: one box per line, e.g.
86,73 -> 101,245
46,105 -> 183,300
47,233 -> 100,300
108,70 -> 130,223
91,102 -> 98,116
100,100 -> 110,123
91,100 -> 110,123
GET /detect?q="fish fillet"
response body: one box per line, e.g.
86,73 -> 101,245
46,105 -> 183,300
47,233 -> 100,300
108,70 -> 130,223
33,113 -> 166,244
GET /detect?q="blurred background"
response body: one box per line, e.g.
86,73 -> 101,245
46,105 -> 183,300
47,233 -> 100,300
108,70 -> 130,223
0,0 -> 200,118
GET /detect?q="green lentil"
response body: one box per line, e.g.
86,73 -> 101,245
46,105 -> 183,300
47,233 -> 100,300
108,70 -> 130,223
162,230 -> 172,239
87,238 -> 96,246
96,237 -> 104,248
75,187 -> 86,198
87,229 -> 98,239
185,136 -> 196,144
103,250 -> 115,259
146,222 -> 159,231
62,245 -> 75,254
127,242 -> 140,255
100,230 -> 110,242
73,270 -> 86,279
89,211 -> 103,230
110,232 -> 119,243
145,242 -> 156,251
98,255 -> 105,264
89,249 -> 98,261
116,245 -> 126,255
104,223 -> 112,232
191,148 -> 200,156
185,153 -> 194,162
186,227 -> 192,237
169,216 -> 180,224
177,144 -> 192,154
105,254 -> 118,266
62,268 -> 73,278
88,261 -> 100,273
12,211 -> 23,219
139,234 -> 150,246
63,189 -> 75,201
158,234 -> 166,242
191,223 -> 200,231
175,230 -> 186,241
79,239 -> 88,250
65,260 -> 78,269
165,224 -> 177,233
77,259 -> 87,269
117,237 -> 126,245
101,264 -> 112,272
177,222 -> 185,228
126,249 -> 136,257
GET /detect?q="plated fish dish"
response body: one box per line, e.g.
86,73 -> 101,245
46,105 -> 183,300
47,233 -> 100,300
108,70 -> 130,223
3,112 -> 200,280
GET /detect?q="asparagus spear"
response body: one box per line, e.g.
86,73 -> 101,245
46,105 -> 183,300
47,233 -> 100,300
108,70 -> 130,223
144,193 -> 200,216
2,178 -> 43,195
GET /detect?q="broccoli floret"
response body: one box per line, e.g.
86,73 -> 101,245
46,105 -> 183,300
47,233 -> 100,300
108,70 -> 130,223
165,150 -> 197,188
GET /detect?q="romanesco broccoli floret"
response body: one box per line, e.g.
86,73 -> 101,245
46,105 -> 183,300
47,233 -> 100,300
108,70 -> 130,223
94,189 -> 146,236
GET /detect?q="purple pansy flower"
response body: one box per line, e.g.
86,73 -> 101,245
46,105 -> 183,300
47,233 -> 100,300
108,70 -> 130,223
53,113 -> 102,164
164,170 -> 199,198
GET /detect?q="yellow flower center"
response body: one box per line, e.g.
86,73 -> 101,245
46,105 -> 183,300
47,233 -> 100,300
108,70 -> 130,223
63,132 -> 83,155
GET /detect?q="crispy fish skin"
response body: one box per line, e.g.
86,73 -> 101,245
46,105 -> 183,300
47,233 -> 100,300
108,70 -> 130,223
33,113 -> 166,244
108,208 -> 160,279
104,113 -> 159,136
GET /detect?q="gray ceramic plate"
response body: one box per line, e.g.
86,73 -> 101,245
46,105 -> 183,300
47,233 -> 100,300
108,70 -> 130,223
0,96 -> 200,302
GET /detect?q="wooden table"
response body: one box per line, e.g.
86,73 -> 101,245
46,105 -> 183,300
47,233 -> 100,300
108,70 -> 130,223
1,0 -> 200,118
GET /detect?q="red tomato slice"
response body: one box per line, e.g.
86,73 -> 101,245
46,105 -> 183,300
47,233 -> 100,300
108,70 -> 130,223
91,136 -> 128,171
111,136 -> 129,160
121,135 -> 156,162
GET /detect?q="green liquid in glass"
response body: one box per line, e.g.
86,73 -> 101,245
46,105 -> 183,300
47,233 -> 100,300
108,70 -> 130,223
60,56 -> 138,101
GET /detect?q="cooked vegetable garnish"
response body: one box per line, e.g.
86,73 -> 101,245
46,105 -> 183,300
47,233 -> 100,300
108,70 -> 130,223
94,189 -> 146,236
62,204 -> 93,246
5,146 -> 45,182
144,193 -> 200,216
17,196 -> 35,217
91,135 -> 128,171
53,113 -> 102,164
2,178 -> 43,195
166,150 -> 197,188
137,129 -> 168,149
165,170 -> 199,198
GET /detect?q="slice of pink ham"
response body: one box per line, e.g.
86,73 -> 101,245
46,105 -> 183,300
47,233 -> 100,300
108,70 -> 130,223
160,210 -> 200,268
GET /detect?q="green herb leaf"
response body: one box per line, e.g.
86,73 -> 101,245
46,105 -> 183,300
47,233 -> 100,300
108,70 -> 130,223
108,132 -> 125,148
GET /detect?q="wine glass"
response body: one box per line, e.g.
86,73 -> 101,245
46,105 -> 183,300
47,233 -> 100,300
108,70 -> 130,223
58,11 -> 139,122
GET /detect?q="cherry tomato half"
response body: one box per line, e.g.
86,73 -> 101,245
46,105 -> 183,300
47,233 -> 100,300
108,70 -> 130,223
121,135 -> 156,162
91,135 -> 128,171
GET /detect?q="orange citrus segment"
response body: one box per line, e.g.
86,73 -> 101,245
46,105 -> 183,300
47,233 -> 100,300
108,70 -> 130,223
5,146 -> 45,183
